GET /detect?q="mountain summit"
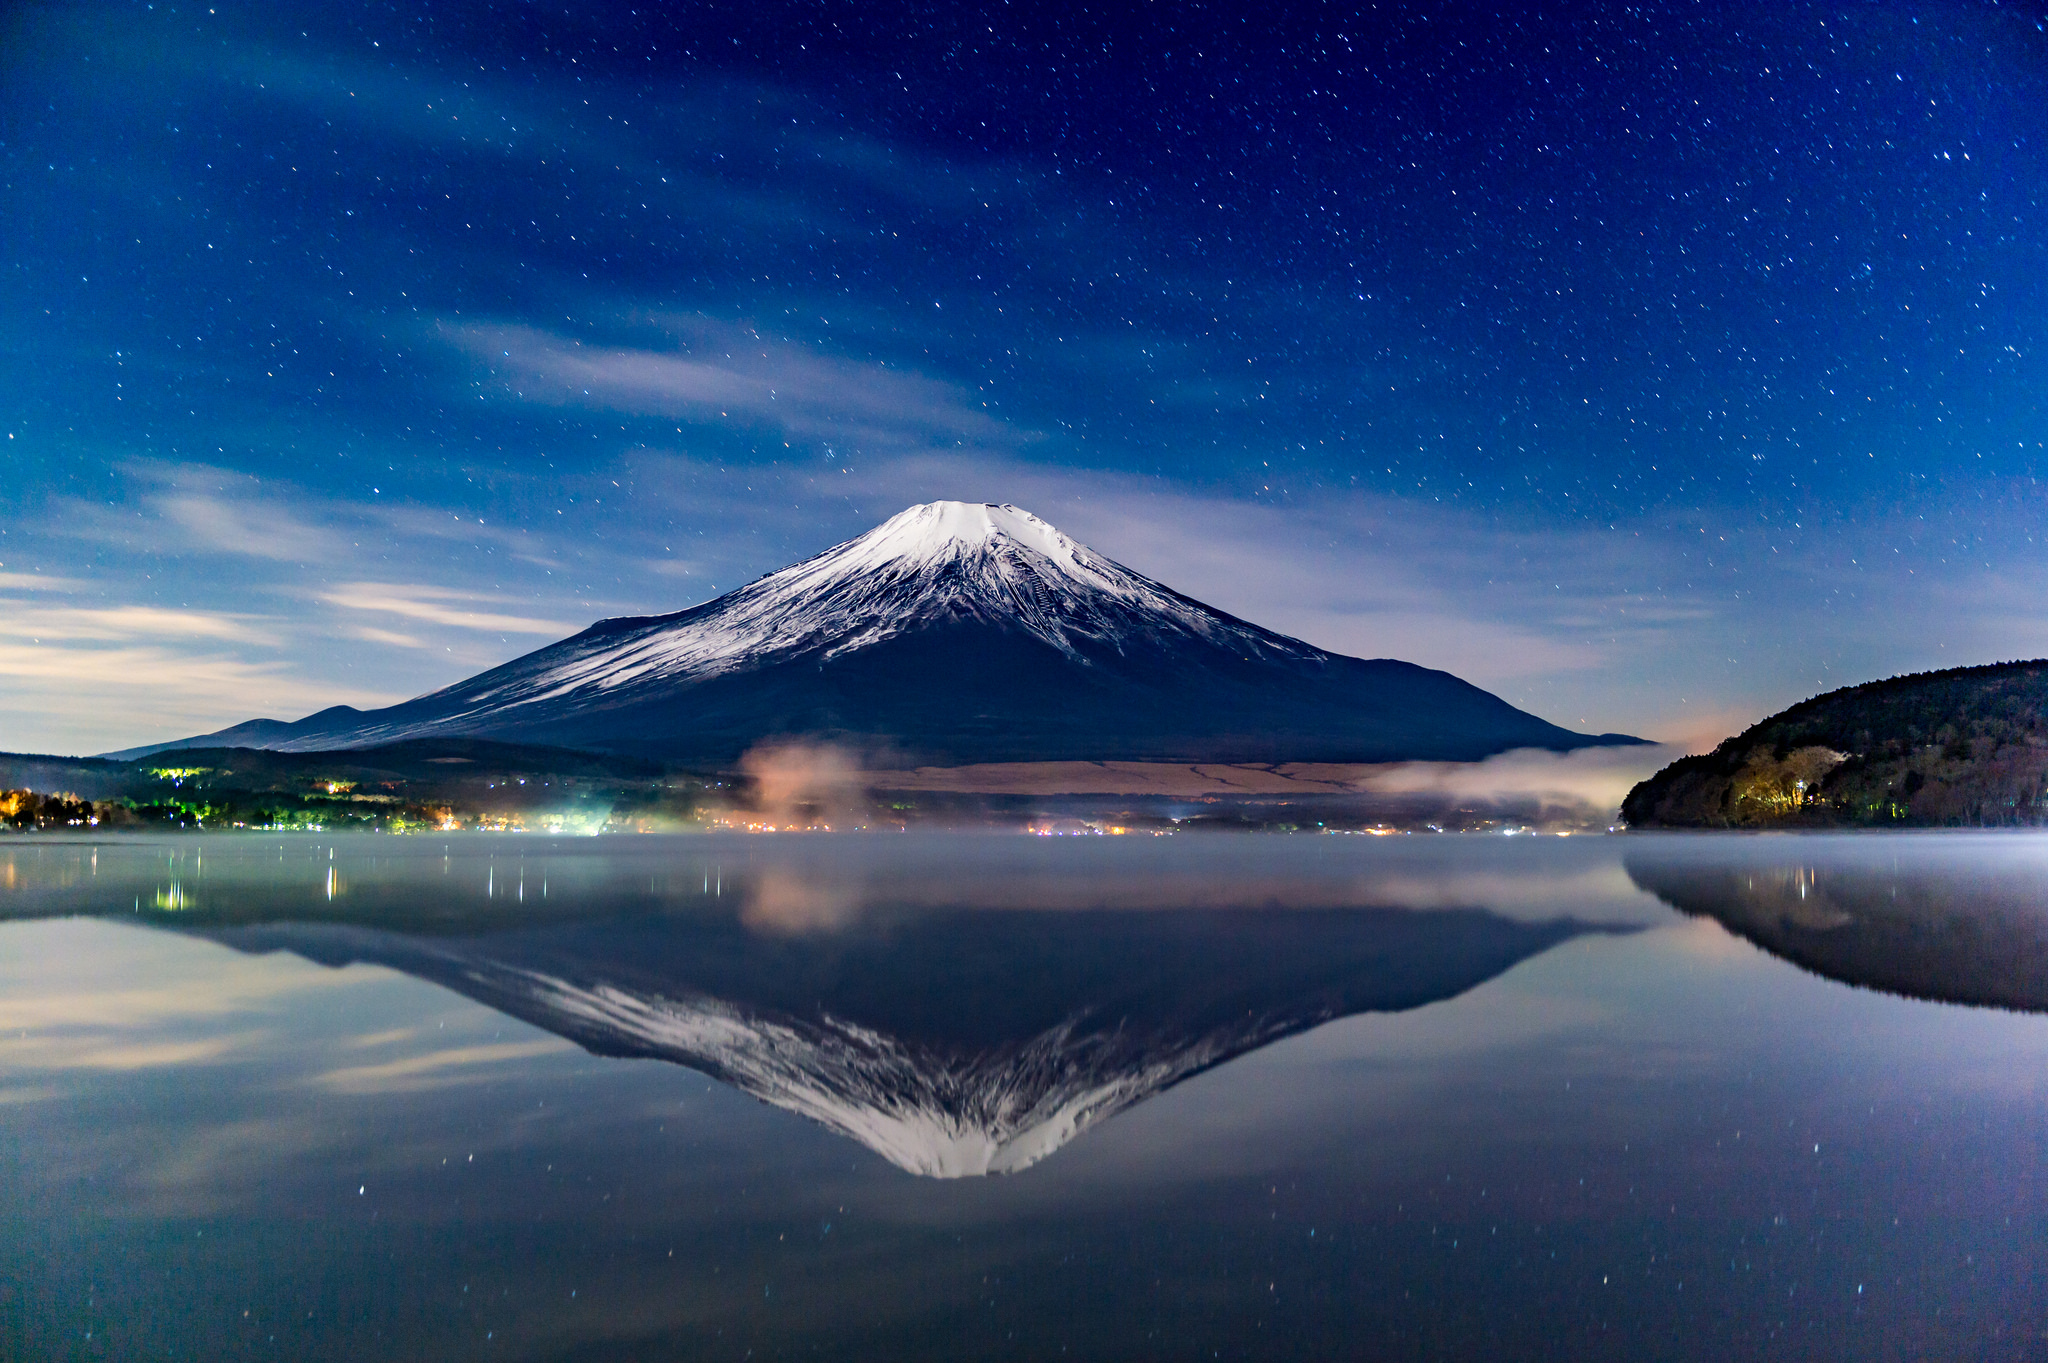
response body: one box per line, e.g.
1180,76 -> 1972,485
120,501 -> 1639,764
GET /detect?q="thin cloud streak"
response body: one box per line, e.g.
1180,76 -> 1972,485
320,584 -> 578,636
0,573 -> 88,593
0,605 -> 278,646
154,492 -> 351,563
310,1039 -> 574,1095
447,319 -> 1022,450
47,464 -> 356,566
345,625 -> 430,649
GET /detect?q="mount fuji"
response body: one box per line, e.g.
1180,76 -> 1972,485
121,501 -> 1638,765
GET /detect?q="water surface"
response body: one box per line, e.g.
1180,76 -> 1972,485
2,833 -> 2044,1360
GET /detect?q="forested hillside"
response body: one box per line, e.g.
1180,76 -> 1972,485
1623,661 -> 2048,828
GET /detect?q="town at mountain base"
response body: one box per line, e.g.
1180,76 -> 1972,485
112,502 -> 1641,767
1622,660 -> 2048,828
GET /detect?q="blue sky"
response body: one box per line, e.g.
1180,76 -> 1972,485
3,0 -> 2046,755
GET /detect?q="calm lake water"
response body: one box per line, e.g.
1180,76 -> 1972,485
2,832 -> 2045,1361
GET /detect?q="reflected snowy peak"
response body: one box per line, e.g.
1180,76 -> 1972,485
200,902 -> 1610,1177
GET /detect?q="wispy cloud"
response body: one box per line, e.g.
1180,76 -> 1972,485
154,490 -> 350,562
380,505 -> 565,566
445,319 -> 1022,451
344,624 -> 429,648
320,583 -> 576,637
310,1039 -> 573,1095
0,572 -> 87,593
50,463 -> 355,565
0,605 -> 278,645
0,1034 -> 262,1072
0,642 -> 289,689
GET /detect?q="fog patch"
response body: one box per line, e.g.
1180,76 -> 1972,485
1357,745 -> 1685,829
736,741 -> 873,830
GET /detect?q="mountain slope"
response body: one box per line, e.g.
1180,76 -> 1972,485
122,502 -> 1639,765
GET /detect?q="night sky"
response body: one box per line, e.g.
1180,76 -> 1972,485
4,0 -> 2047,755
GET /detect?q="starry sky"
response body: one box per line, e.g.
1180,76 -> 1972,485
4,0 -> 2047,756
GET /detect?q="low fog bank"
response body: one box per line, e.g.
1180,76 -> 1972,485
1346,744 -> 1684,831
670,742 -> 1684,836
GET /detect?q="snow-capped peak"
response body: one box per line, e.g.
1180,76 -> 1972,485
824,501 -> 1110,582
742,501 -> 1152,616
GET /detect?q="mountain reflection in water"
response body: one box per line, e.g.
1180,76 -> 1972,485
0,835 -> 1640,1178
199,906 -> 1607,1177
1624,835 -> 2048,1012
27,832 -> 2048,1180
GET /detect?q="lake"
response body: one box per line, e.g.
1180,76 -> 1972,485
2,832 -> 2044,1360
